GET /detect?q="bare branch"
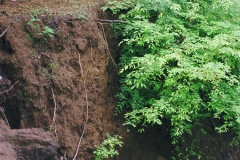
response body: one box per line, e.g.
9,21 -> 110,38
0,80 -> 19,94
97,22 -> 118,69
0,25 -> 10,38
94,19 -> 126,23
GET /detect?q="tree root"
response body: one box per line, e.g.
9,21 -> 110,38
72,53 -> 89,160
51,88 -> 57,136
0,25 -> 10,38
0,107 -> 10,128
97,22 -> 118,69
0,80 -> 19,94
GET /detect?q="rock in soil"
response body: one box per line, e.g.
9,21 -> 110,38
0,121 -> 59,160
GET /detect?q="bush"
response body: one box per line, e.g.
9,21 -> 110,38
104,0 -> 240,158
93,134 -> 123,160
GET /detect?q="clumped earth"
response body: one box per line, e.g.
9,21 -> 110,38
0,121 -> 59,160
0,0 -> 240,160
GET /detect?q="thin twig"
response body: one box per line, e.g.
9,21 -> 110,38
95,19 -> 126,23
0,107 -> 10,128
92,76 -> 105,134
72,53 -> 89,160
90,40 -> 93,61
0,80 -> 19,94
97,22 -> 118,69
57,104 -> 67,126
51,88 -> 57,136
0,25 -> 10,38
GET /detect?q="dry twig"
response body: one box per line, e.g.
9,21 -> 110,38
72,53 -> 89,160
97,22 -> 118,69
90,40 -> 93,61
95,19 -> 125,23
51,88 -> 57,136
0,25 -> 10,38
92,76 -> 105,134
0,80 -> 19,94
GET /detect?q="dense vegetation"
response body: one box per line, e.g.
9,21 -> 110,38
103,0 -> 240,159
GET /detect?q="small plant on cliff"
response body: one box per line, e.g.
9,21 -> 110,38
103,0 -> 240,159
26,9 -> 54,42
42,67 -> 52,80
102,0 -> 136,14
42,62 -> 57,80
27,14 -> 41,35
93,134 -> 123,160
40,26 -> 54,39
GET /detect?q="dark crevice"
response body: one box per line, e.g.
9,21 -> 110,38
4,104 -> 21,129
0,35 -> 14,54
0,64 -> 21,129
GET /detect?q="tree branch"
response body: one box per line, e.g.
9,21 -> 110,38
97,22 -> 118,69
0,25 -> 10,38
0,80 -> 19,94
94,19 -> 126,23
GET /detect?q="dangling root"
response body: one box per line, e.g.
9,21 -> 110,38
72,53 -> 89,160
0,25 -> 10,38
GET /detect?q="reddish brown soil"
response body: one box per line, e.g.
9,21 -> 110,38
0,1 -> 240,160
0,1 -> 129,159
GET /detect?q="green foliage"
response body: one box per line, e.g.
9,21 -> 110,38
104,0 -> 240,158
102,0 -> 136,14
27,15 -> 41,35
40,26 -> 54,39
42,67 -> 53,80
27,9 -> 54,42
93,134 -> 123,160
42,62 -> 57,80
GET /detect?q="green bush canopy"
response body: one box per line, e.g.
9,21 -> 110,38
103,0 -> 240,158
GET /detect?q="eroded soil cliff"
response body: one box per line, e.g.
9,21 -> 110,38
0,1 -> 128,159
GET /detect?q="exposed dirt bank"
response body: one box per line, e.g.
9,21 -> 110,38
0,3 -> 129,158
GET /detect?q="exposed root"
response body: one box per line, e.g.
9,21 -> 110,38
57,104 -> 67,126
97,22 -> 118,69
90,40 -> 93,61
0,24 -> 10,38
92,76 -> 105,134
0,107 -> 10,128
0,80 -> 19,94
51,88 -> 57,136
72,53 -> 89,160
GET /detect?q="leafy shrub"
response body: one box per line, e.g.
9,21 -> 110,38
93,134 -> 123,160
104,0 -> 240,158
40,26 -> 54,39
102,0 -> 136,14
26,9 -> 54,42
